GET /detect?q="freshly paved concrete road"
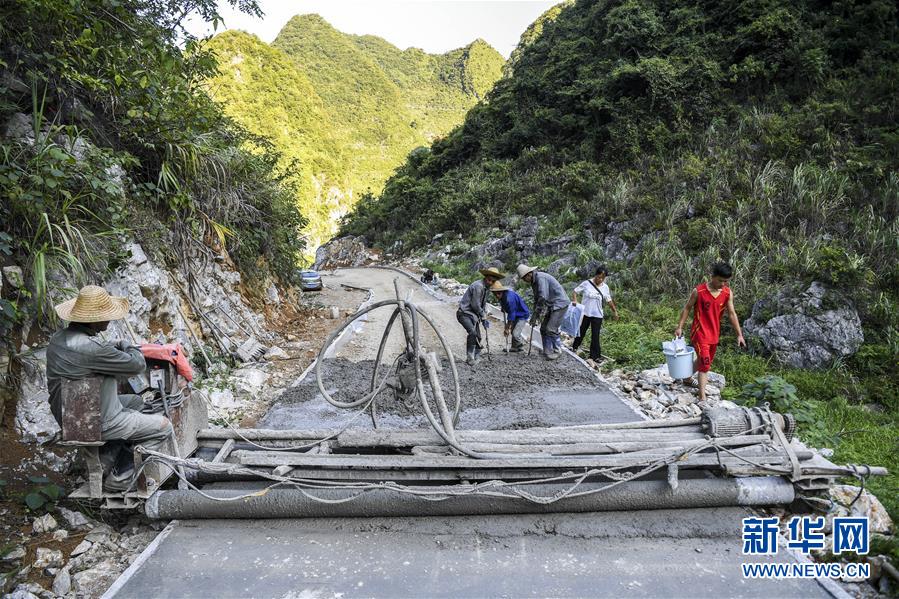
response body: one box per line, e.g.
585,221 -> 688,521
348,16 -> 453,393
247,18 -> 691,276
109,268 -> 840,598
111,512 -> 833,598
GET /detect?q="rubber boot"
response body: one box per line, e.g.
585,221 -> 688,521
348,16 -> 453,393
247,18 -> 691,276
545,337 -> 561,360
542,337 -> 554,359
465,337 -> 476,365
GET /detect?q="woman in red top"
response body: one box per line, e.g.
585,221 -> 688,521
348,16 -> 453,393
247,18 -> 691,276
674,262 -> 746,401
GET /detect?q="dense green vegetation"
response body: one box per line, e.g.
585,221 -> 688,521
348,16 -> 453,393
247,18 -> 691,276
0,0 -> 304,330
205,30 -> 349,254
347,0 -> 898,529
205,15 -> 504,256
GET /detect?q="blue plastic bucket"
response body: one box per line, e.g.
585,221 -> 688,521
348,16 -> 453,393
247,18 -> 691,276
664,347 -> 695,380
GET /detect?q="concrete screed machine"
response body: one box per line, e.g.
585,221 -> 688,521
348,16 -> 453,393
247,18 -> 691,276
58,279 -> 886,519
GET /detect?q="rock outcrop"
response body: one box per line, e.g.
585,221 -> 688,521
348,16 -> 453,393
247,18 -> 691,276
744,282 -> 864,369
14,241 -> 276,445
313,235 -> 378,270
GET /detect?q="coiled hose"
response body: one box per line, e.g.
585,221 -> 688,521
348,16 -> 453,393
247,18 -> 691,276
314,279 -> 519,459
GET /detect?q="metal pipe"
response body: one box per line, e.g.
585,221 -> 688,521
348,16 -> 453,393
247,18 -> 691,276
145,476 -> 795,519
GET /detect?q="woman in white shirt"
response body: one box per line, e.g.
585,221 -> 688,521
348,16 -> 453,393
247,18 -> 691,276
570,266 -> 619,362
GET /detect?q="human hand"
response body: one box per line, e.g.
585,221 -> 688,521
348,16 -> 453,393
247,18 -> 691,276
482,320 -> 490,329
737,335 -> 746,348
613,312 -> 620,321
529,316 -> 539,327
674,327 -> 682,338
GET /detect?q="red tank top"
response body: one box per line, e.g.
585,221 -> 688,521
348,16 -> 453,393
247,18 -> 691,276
690,283 -> 730,345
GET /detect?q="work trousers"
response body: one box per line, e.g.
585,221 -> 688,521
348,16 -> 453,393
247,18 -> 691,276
509,319 -> 527,349
456,310 -> 482,354
540,306 -> 568,353
573,316 -> 604,361
100,394 -> 173,472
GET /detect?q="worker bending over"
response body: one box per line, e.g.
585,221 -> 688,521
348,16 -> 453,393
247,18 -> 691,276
47,286 -> 173,491
517,264 -> 569,360
489,281 -> 530,353
456,267 -> 504,365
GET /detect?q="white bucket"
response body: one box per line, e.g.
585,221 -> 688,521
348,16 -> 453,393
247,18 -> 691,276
664,347 -> 695,380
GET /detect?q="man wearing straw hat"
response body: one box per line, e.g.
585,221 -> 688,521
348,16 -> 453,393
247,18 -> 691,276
517,264 -> 569,360
456,267 -> 505,365
489,281 -> 529,353
48,285 -> 173,491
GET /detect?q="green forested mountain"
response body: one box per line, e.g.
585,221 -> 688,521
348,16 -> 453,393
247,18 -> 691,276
344,0 -> 898,302
205,30 -> 350,254
205,15 -> 504,256
342,0 -> 899,519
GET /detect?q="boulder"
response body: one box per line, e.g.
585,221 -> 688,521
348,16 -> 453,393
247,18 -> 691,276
264,283 -> 280,305
6,583 -> 44,599
4,112 -> 33,143
313,235 -> 372,270
829,485 -> 893,534
576,260 -> 603,280
514,217 -> 539,256
744,282 -> 863,368
70,540 -> 92,557
72,558 -> 121,596
602,221 -> 632,262
33,548 -> 64,569
15,351 -> 59,444
57,507 -> 92,531
2,265 -> 24,289
32,514 -> 57,534
1,546 -> 26,564
231,366 -> 270,396
52,567 -> 72,596
546,255 -> 576,277
204,388 -> 239,412
534,234 -> 575,257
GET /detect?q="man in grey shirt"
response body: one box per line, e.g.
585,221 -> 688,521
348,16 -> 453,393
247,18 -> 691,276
48,285 -> 172,491
456,267 -> 505,364
517,264 -> 569,360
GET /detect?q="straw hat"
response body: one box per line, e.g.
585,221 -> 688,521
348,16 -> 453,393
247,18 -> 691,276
478,266 -> 506,279
489,281 -> 509,292
54,285 -> 129,323
516,264 -> 537,279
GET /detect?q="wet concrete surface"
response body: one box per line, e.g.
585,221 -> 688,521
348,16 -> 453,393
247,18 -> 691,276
261,351 -> 640,430
111,511 -> 832,599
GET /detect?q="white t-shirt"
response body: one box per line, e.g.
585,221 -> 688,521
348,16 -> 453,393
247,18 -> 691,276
574,280 -> 612,318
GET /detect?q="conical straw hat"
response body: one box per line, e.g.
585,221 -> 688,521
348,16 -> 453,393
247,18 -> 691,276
516,264 -> 537,278
489,281 -> 509,292
478,266 -> 506,279
54,285 -> 129,323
